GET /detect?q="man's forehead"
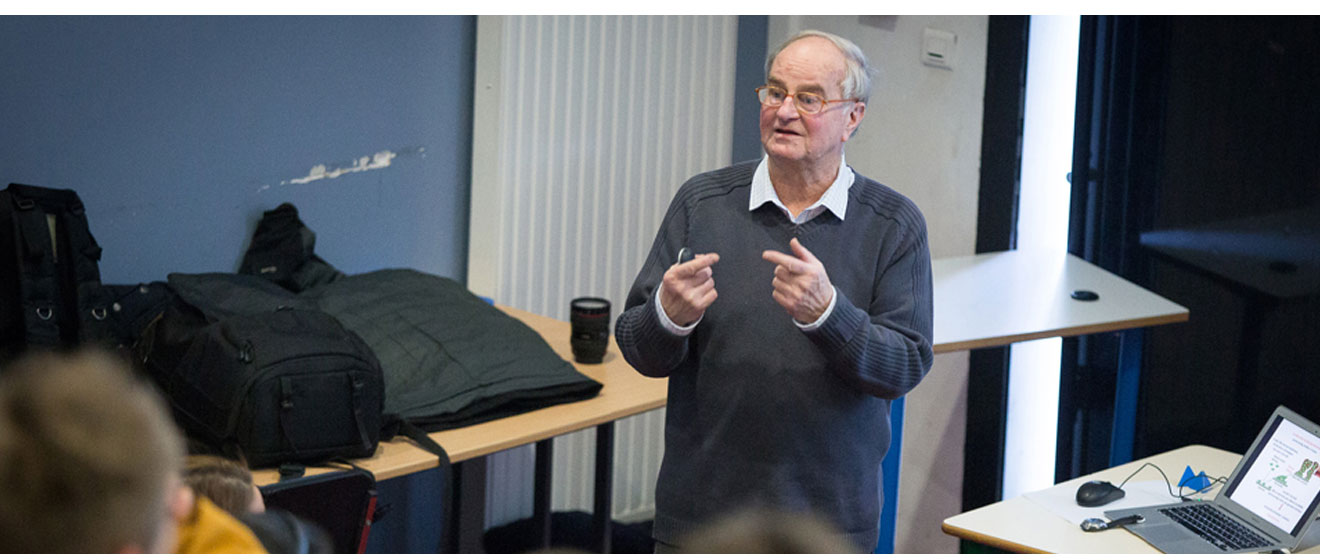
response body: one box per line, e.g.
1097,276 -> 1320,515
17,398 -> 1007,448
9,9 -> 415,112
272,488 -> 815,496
769,38 -> 846,88
774,36 -> 847,65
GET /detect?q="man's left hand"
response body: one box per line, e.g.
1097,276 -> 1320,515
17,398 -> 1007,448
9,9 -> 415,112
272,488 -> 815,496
762,238 -> 834,324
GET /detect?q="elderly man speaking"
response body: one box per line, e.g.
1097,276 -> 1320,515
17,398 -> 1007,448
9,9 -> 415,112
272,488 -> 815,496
615,30 -> 934,552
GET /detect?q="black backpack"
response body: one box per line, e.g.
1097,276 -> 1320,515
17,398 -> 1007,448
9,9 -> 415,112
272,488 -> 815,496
0,183 -> 112,361
139,301 -> 387,468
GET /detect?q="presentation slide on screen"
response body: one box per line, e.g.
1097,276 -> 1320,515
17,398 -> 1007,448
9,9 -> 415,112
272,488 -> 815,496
1230,419 -> 1320,532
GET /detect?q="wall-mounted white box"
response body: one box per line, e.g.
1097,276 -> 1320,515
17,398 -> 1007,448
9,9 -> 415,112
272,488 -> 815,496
922,27 -> 957,70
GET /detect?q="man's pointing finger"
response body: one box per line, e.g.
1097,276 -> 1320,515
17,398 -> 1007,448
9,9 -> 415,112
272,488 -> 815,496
789,238 -> 818,264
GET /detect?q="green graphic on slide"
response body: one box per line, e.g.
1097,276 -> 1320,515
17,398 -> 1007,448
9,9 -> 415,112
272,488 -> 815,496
1297,459 -> 1317,482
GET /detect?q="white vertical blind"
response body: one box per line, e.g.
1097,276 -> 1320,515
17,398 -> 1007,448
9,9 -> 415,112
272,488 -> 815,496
469,14 -> 738,526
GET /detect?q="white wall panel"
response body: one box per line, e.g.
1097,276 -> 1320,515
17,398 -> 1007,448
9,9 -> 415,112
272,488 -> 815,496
469,14 -> 738,529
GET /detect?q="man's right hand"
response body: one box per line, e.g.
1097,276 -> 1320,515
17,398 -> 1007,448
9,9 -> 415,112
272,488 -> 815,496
659,252 -> 720,327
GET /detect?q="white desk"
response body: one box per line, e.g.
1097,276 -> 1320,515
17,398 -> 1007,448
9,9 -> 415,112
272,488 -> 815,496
933,250 -> 1188,351
942,444 -> 1320,553
926,249 -> 1190,534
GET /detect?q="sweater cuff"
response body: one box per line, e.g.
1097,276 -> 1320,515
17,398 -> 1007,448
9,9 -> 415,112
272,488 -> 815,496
804,288 -> 868,352
616,292 -> 691,375
655,287 -> 701,335
794,284 -> 837,331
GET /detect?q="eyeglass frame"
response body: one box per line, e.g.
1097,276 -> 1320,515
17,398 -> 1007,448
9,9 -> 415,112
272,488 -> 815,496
755,85 -> 859,115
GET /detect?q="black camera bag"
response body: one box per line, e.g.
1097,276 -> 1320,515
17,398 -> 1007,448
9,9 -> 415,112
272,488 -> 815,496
140,301 -> 386,468
0,183 -> 113,361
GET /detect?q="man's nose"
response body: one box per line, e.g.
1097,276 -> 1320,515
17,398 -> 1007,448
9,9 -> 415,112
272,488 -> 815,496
775,96 -> 800,121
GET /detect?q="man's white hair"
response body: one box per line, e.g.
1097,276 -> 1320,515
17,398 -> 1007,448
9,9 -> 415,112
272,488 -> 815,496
765,29 -> 873,103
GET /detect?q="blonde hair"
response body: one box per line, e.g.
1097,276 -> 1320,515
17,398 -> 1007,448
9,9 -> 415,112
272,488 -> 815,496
0,350 -> 184,553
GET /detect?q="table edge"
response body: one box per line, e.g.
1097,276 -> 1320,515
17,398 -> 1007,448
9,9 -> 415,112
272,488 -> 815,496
934,310 -> 1189,353
940,521 -> 1050,554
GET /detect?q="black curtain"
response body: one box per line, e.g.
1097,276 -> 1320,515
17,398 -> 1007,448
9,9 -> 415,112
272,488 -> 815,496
1058,15 -> 1171,481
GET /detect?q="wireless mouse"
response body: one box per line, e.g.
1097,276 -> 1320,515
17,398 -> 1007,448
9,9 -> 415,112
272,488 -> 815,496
1076,480 -> 1125,507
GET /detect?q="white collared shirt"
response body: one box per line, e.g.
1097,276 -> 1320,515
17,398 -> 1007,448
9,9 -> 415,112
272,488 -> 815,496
656,156 -> 852,334
748,154 -> 853,224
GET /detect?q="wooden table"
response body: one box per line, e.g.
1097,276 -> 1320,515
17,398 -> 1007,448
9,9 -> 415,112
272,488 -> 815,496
942,444 -> 1320,553
254,305 -> 667,552
253,305 -> 666,485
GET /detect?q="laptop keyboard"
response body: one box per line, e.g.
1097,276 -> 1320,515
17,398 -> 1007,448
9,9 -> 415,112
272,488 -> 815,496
1160,503 -> 1273,551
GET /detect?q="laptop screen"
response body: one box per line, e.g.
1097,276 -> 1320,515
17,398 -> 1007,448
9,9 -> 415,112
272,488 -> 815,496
1224,415 -> 1320,536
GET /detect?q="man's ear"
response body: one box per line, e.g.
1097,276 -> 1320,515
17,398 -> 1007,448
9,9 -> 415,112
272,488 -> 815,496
844,101 -> 866,140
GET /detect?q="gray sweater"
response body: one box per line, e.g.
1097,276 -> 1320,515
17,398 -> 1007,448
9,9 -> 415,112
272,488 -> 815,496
615,160 -> 934,551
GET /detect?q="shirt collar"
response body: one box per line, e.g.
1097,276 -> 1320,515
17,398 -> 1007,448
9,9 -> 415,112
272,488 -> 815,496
749,154 -> 853,224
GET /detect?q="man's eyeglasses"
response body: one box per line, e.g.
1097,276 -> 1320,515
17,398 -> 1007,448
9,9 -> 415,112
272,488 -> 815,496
755,85 -> 857,115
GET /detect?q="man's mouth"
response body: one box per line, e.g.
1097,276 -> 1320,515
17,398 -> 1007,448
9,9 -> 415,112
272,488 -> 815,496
774,127 -> 801,136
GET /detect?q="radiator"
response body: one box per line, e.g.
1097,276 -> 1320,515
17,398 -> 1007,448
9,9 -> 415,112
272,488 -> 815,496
467,15 -> 738,528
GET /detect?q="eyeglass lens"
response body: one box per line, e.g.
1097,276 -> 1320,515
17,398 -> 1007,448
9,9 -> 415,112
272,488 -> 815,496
759,87 -> 825,113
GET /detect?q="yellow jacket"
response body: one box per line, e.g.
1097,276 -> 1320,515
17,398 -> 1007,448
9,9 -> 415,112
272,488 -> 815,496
174,496 -> 267,554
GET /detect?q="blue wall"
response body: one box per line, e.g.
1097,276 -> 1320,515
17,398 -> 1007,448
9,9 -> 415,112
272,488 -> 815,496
0,16 -> 476,283
0,15 -> 814,553
2,17 -> 475,552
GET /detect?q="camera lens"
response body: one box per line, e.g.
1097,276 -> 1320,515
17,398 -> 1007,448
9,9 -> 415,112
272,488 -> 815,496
570,297 -> 610,364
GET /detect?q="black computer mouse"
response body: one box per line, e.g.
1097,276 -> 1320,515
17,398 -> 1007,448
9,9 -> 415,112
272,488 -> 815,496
1076,480 -> 1125,507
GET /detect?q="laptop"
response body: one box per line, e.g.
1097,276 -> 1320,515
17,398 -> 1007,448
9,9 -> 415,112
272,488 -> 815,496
1105,405 -> 1320,553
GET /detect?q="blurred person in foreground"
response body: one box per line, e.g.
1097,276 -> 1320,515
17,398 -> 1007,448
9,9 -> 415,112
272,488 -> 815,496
0,350 -> 194,553
678,507 -> 860,554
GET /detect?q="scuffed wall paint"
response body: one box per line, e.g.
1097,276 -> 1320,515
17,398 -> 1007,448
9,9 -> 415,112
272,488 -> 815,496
289,150 -> 397,184
256,146 -> 427,192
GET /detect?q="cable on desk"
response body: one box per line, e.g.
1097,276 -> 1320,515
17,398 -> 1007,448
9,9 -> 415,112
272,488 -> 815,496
1115,462 -> 1226,501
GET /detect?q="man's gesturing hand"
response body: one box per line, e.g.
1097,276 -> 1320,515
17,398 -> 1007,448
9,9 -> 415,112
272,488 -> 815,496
659,252 -> 720,327
762,238 -> 833,324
